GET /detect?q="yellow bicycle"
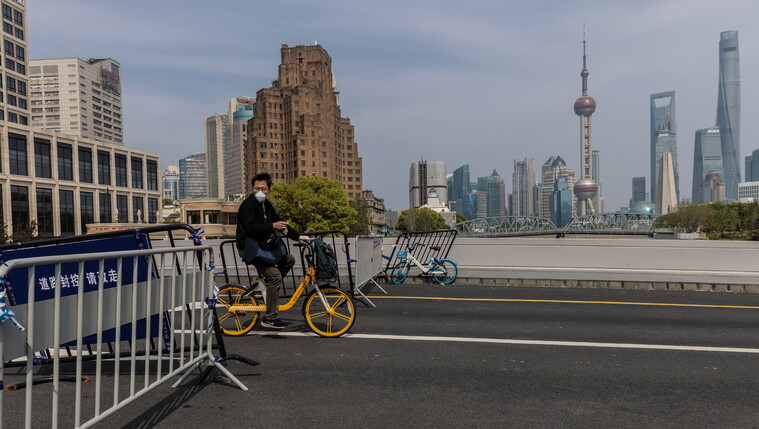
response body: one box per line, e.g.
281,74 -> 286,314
215,239 -> 356,338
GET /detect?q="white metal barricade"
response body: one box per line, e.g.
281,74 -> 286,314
354,236 -> 387,307
0,245 -> 247,429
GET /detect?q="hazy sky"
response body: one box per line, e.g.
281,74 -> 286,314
27,0 -> 759,211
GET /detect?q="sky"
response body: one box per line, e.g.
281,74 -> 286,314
26,0 -> 759,212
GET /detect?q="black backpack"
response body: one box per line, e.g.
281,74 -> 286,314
312,238 -> 338,280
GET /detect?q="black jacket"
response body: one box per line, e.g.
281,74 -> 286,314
236,195 -> 300,251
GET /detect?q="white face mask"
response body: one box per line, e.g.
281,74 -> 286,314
254,191 -> 267,203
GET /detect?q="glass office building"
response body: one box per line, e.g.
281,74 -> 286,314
716,31 -> 741,200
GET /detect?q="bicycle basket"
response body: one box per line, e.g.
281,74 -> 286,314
396,250 -> 408,259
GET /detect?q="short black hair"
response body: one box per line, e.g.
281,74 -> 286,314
252,173 -> 272,189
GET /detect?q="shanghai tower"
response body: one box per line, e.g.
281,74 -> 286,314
716,31 -> 740,200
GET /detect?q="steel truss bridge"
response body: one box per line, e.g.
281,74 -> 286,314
454,213 -> 660,237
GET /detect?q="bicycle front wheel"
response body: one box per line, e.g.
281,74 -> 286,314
216,284 -> 260,336
389,262 -> 409,284
302,286 -> 356,337
432,259 -> 458,285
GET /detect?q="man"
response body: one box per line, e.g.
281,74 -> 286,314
236,173 -> 301,329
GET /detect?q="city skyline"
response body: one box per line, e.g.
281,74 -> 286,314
26,1 -> 759,211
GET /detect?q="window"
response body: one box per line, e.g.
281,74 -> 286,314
148,198 -> 159,223
2,5 -> 11,20
14,45 -> 23,61
36,188 -> 53,237
4,58 -> 14,71
132,196 -> 143,223
116,195 -> 128,222
14,27 -> 22,40
17,81 -> 25,96
16,63 -> 24,75
99,193 -> 111,223
8,132 -> 27,175
131,157 -> 143,189
5,76 -> 15,93
4,40 -> 12,56
115,154 -> 127,186
97,151 -> 110,185
34,138 -> 51,178
10,185 -> 28,236
6,94 -> 15,106
147,160 -> 158,190
59,190 -> 75,236
13,9 -> 22,26
80,192 -> 94,233
78,147 -> 92,183
57,143 -> 73,180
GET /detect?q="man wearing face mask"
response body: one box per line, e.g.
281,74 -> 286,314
236,172 -> 301,329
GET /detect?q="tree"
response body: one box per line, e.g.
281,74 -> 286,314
12,220 -> 38,243
268,176 -> 357,233
455,212 -> 468,224
396,208 -> 448,232
348,197 -> 370,236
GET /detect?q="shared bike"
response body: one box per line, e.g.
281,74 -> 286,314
214,239 -> 356,338
388,243 -> 458,285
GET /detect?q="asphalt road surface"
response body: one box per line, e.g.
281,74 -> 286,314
9,283 -> 759,428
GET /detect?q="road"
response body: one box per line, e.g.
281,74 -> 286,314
14,283 -> 759,428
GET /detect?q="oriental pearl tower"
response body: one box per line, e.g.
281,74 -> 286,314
573,31 -> 598,216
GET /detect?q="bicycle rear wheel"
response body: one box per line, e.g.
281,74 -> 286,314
432,259 -> 458,285
389,262 -> 409,284
216,284 -> 260,336
302,286 -> 356,337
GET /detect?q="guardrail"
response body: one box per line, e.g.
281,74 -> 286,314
217,230 -> 355,296
382,230 -> 457,278
0,245 -> 247,428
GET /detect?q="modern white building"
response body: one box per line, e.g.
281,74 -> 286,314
29,57 -> 123,144
162,165 -> 179,202
738,181 -> 759,203
409,160 -> 447,208
0,1 -> 162,238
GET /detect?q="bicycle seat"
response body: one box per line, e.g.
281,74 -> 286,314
430,245 -> 441,251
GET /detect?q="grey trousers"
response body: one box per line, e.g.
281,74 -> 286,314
253,253 -> 296,320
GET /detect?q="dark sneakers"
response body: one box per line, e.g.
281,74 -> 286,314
260,318 -> 289,329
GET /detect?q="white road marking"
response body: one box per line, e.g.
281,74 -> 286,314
250,331 -> 759,354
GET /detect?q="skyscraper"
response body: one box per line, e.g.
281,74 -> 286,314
656,152 -> 677,214
716,31 -> 741,200
205,114 -> 228,198
748,148 -> 759,185
451,164 -> 472,216
573,33 -> 598,216
650,91 -> 679,203
631,177 -> 646,205
409,160 -> 447,208
692,126 -> 722,203
226,97 -> 254,196
162,165 -> 180,202
244,44 -> 362,199
179,153 -> 207,199
541,156 -> 575,217
745,154 -> 753,183
29,58 -> 123,144
550,178 -> 573,227
512,158 -> 535,216
477,170 -> 506,217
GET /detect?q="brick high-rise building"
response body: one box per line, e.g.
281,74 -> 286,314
245,44 -> 362,199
